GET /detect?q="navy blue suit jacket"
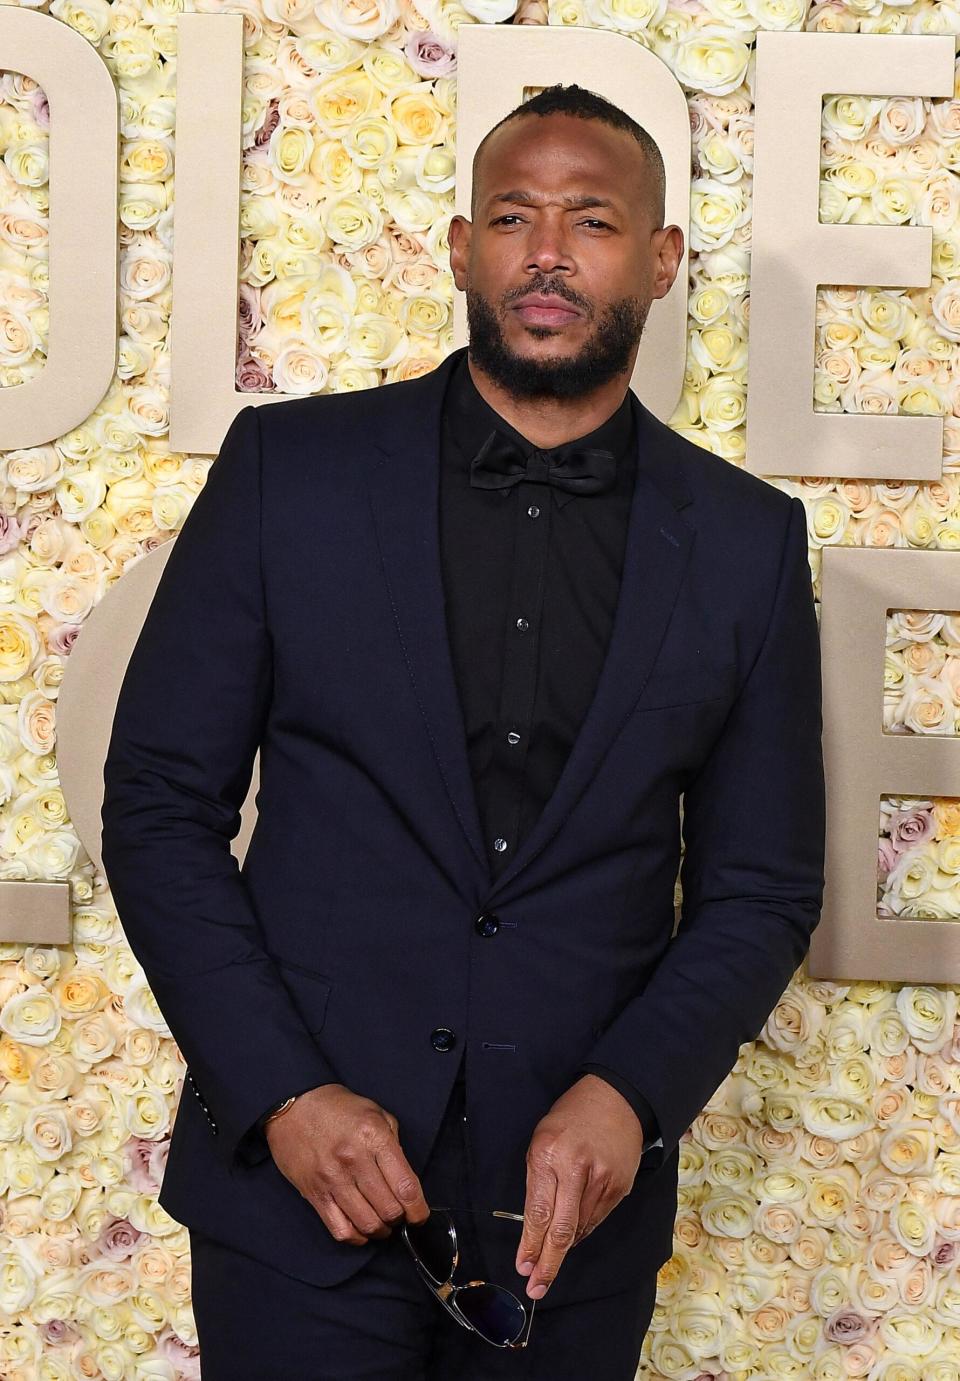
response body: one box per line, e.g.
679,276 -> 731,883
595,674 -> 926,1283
100,344 -> 826,1307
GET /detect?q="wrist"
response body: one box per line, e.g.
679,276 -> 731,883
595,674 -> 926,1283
262,1094 -> 299,1130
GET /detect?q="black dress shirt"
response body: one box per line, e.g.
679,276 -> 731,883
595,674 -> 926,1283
438,350 -> 662,1154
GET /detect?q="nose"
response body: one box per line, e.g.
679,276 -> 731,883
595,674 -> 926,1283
524,216 -> 574,276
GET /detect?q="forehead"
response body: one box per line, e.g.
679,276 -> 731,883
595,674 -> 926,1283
478,115 -> 636,209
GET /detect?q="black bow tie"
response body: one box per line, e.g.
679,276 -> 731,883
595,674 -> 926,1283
468,429 -> 618,504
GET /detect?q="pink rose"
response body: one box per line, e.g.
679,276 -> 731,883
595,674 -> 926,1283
404,30 -> 457,78
126,1134 -> 167,1193
887,806 -> 936,853
48,624 -> 82,656
159,1329 -> 202,1378
238,283 -> 264,344
99,1216 -> 144,1260
32,89 -> 50,129
0,511 -> 21,555
825,1308 -> 874,1343
255,99 -> 280,149
878,836 -> 897,879
39,1319 -> 81,1346
237,351 -> 273,392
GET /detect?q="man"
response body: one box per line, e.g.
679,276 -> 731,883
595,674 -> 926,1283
100,83 -> 825,1379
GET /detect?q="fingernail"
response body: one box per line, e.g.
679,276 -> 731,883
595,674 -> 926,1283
528,1283 -> 546,1299
517,1260 -> 533,1275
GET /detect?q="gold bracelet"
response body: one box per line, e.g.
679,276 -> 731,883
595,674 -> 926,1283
264,1095 -> 298,1125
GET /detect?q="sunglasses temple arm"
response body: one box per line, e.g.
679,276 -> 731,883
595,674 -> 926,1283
523,1293 -> 537,1345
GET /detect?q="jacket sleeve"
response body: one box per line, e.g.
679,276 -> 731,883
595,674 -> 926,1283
574,1063 -> 663,1163
576,495 -> 825,1169
100,404 -> 341,1172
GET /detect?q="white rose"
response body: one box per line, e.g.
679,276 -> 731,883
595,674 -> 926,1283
273,341 -> 330,394
674,33 -> 751,97
0,983 -> 60,1044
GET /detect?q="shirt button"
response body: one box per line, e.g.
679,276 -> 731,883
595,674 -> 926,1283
516,617 -> 529,632
493,837 -> 508,853
507,730 -> 521,745
527,504 -> 540,518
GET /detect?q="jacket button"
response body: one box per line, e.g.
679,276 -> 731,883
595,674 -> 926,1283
430,1027 -> 456,1052
474,912 -> 500,937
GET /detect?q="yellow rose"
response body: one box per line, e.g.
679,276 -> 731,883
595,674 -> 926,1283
823,93 -> 882,141
313,71 -> 383,136
347,312 -> 407,368
415,145 -> 455,195
398,294 -> 449,338
119,138 -> 173,185
363,47 -> 418,94
388,91 -> 444,147
270,125 -> 312,183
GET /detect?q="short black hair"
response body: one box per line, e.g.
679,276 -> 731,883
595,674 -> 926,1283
470,83 -> 666,228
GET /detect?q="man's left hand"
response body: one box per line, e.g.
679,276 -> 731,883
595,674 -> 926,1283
515,1073 -> 645,1300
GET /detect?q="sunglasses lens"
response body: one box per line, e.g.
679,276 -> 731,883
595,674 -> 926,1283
456,1283 -> 526,1345
404,1211 -> 456,1284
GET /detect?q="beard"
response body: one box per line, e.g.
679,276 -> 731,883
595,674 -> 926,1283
464,283 -> 649,400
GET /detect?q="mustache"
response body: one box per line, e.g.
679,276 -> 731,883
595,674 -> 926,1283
507,282 -> 590,312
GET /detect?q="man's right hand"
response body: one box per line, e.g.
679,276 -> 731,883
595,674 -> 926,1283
264,1084 -> 432,1245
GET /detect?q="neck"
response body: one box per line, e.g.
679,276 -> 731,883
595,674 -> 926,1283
465,353 -> 632,449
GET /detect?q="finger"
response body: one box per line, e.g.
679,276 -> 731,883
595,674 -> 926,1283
354,1162 -> 407,1229
572,1178 -> 606,1247
335,1181 -> 393,1240
525,1171 -> 587,1299
311,1190 -> 371,1247
376,1140 -> 431,1224
515,1157 -> 558,1280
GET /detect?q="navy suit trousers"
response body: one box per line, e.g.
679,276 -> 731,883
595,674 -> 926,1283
188,1074 -> 659,1379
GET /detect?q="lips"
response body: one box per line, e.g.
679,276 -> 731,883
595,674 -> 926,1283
512,296 -> 583,326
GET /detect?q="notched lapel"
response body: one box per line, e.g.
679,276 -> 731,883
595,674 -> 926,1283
364,351 -> 697,906
365,349 -> 491,898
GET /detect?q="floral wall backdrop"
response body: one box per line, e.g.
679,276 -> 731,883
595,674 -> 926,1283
0,0 -> 959,1376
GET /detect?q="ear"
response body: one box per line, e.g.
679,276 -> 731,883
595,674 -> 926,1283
449,214 -> 471,290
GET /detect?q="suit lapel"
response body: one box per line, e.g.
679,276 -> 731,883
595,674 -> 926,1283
364,345 -> 696,904
365,350 -> 491,896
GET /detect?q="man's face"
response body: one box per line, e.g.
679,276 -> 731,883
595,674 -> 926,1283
448,112 -> 680,401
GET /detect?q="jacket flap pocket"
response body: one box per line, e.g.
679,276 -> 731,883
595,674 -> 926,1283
272,956 -> 333,1035
636,659 -> 737,712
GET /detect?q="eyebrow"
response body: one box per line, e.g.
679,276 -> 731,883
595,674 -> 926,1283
489,191 -> 620,212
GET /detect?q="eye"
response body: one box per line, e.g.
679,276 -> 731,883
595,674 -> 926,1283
491,214 -> 523,225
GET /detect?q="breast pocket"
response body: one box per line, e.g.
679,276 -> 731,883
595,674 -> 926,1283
634,659 -> 737,712
271,956 -> 333,1036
